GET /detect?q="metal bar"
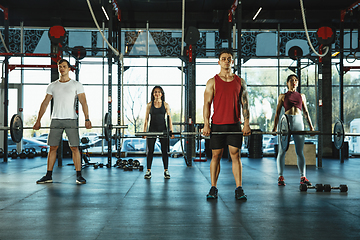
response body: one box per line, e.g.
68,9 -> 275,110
3,14 -> 9,163
0,53 -> 58,57
339,15 -> 345,163
291,131 -> 321,134
344,133 -> 360,136
135,131 -> 281,136
112,125 -> 128,129
135,130 -> 346,137
3,125 -> 128,130
135,132 -> 165,136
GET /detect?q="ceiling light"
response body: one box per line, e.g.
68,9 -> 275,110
252,7 -> 262,21
332,52 -> 340,57
102,6 -> 109,21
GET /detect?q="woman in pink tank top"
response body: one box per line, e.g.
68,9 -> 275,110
272,74 -> 315,186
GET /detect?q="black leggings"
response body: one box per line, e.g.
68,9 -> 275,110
147,137 -> 169,170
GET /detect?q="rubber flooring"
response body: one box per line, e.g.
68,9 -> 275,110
0,154 -> 359,240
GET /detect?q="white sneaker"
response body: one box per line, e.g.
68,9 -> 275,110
164,170 -> 170,179
144,170 -> 151,179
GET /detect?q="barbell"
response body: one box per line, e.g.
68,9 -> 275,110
135,115 -> 356,152
1,113 -> 127,143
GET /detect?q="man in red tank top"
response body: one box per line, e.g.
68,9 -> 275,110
203,49 -> 251,200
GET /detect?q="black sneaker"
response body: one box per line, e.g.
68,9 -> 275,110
235,187 -> 247,200
144,170 -> 151,179
164,170 -> 170,179
206,186 -> 218,199
76,176 -> 86,184
36,175 -> 53,184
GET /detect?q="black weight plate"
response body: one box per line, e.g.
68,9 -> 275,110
299,184 -> 307,191
315,184 -> 324,192
184,26 -> 200,45
279,115 -> 290,152
340,185 -> 348,192
72,46 -> 86,60
104,112 -> 111,141
324,184 -> 331,192
10,114 -> 23,143
333,119 -> 344,150
288,46 -> 303,60
133,160 -> 140,167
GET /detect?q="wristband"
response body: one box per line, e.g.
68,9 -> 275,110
85,119 -> 90,122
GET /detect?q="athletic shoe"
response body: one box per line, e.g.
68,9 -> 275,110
164,170 -> 170,179
144,170 -> 151,179
36,175 -> 53,184
76,176 -> 86,184
300,176 -> 312,186
235,187 -> 247,200
206,186 -> 218,199
278,176 -> 286,186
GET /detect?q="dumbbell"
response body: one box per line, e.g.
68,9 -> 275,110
123,159 -> 134,171
127,159 -> 133,165
119,160 -> 128,169
132,159 -> 144,171
40,148 -> 48,157
19,149 -> 27,159
10,149 -> 18,159
93,162 -> 111,169
299,184 -> 324,192
94,163 -> 101,169
323,184 -> 348,192
124,164 -> 133,171
114,159 -> 122,167
27,148 -> 36,158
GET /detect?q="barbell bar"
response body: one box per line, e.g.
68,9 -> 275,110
1,113 -> 127,143
135,115 -> 350,152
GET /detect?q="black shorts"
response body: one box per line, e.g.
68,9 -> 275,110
210,122 -> 243,150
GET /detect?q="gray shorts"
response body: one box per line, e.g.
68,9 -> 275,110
47,119 -> 80,147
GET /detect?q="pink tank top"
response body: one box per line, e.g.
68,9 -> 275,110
212,74 -> 242,124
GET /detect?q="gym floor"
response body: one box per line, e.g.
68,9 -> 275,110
0,154 -> 359,240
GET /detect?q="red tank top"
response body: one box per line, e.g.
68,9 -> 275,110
284,91 -> 302,111
212,74 -> 242,124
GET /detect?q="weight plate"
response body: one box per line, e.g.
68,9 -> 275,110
10,114 -> 23,143
104,112 -> 111,141
316,26 -> 335,46
324,184 -> 331,192
333,119 -> 344,150
299,184 -> 307,191
72,46 -> 86,60
184,26 -> 200,45
340,185 -> 348,192
279,115 -> 290,152
288,46 -> 303,60
315,184 -> 324,192
48,25 -> 66,44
